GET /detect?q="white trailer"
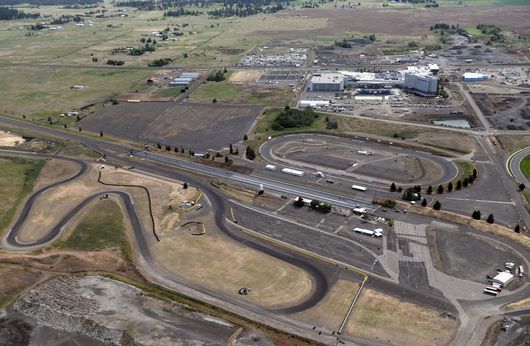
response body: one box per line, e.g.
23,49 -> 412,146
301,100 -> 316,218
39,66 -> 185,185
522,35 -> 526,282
483,288 -> 498,296
353,228 -> 382,238
265,164 -> 277,171
357,150 -> 372,156
352,185 -> 367,192
282,168 -> 305,177
520,265 -> 524,277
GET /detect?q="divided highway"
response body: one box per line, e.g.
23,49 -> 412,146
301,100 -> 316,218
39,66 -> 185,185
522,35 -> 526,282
0,116 -> 373,210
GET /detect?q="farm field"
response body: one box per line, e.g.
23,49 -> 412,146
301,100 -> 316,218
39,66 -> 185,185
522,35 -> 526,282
79,102 -> 263,151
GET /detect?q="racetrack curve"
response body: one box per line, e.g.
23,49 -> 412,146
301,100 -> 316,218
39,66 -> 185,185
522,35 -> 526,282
508,147 -> 530,186
1,151 -> 329,314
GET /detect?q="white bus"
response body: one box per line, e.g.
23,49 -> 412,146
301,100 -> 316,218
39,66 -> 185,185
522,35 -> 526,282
483,288 -> 498,296
352,185 -> 367,192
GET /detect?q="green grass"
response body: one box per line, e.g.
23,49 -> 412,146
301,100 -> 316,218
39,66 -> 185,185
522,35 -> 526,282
0,157 -> 45,233
520,155 -> 530,178
153,87 -> 186,97
0,296 -> 14,309
189,80 -> 239,101
55,199 -> 131,261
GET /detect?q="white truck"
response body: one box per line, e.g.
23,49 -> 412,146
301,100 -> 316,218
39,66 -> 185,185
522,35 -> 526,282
353,228 -> 383,238
357,150 -> 372,156
281,168 -> 305,177
352,185 -> 367,192
265,164 -> 277,171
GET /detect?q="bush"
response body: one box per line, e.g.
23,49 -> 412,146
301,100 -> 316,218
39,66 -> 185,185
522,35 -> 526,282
271,108 -> 318,130
207,70 -> 226,82
433,200 -> 441,210
381,200 -> 396,209
472,210 -> 481,220
245,146 -> 256,160
486,214 -> 494,224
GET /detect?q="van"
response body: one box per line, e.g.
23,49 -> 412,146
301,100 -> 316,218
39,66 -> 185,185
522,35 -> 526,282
325,179 -> 335,184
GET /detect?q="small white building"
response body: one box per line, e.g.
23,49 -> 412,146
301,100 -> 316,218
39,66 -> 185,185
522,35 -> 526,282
463,72 -> 488,82
169,77 -> 193,86
493,272 -> 514,287
298,100 -> 330,108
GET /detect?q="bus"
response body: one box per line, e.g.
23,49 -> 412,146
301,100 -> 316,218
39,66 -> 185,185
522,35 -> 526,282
352,185 -> 367,192
483,288 -> 498,296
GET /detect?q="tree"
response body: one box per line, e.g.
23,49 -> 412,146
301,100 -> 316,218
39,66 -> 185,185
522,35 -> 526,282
486,214 -> 495,224
421,198 -> 427,207
468,175 -> 475,184
156,143 -> 162,149
229,144 -> 233,155
293,197 -> 305,208
433,200 -> 442,210
456,180 -> 462,190
515,224 -> 521,233
369,33 -> 376,41
390,182 -> 397,192
100,131 -> 103,137
472,210 -> 481,220
447,182 -> 453,192
437,185 -> 444,194
427,185 -> 433,194
310,199 -> 320,209
64,124 -> 67,129
243,134 -> 248,141
174,147 -> 178,153
183,182 -> 188,189
78,127 -> 82,132
519,183 -> 526,191
245,146 -> 256,160
473,168 -> 478,178
212,98 -> 217,103
463,178 -> 469,187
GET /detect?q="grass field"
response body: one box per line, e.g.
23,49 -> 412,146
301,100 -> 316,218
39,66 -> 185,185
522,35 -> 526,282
55,199 -> 131,260
520,155 -> 530,178
0,157 -> 45,234
346,288 -> 457,345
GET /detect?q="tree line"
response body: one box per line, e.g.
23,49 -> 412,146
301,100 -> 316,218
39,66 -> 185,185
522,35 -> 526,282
1,0 -> 101,4
0,7 -> 40,20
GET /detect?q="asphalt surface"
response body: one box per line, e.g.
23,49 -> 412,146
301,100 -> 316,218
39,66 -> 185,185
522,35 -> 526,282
0,116 -> 372,210
0,151 -> 331,315
508,147 -> 530,187
260,133 -> 460,189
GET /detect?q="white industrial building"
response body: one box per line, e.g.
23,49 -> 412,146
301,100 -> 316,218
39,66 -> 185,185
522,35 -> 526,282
180,72 -> 199,80
169,77 -> 193,86
403,72 -> 439,96
493,272 -> 514,287
299,100 -> 331,108
309,73 -> 345,91
463,72 -> 488,82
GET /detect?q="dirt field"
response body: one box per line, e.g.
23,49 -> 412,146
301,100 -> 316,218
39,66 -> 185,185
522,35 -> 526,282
152,220 -> 315,310
257,7 -> 530,37
33,158 -> 80,191
345,288 -> 457,346
229,70 -> 263,83
0,265 -> 43,307
0,131 -> 24,147
474,93 -> 530,131
79,102 -> 263,151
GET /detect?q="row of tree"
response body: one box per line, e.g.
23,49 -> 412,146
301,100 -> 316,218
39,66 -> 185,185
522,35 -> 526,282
1,0 -> 100,4
0,7 -> 39,20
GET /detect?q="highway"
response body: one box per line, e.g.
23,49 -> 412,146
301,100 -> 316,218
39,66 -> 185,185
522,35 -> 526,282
0,116 -> 373,210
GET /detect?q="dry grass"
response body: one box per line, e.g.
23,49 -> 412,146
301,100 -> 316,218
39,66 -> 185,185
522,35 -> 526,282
345,288 -> 457,346
33,158 -> 80,190
506,296 -> 530,310
151,223 -> 315,309
291,279 -> 359,331
229,70 -> 263,83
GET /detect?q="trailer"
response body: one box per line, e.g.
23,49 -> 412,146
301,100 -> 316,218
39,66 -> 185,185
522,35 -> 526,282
483,288 -> 498,296
357,150 -> 372,156
353,228 -> 382,238
486,285 -> 501,292
265,164 -> 277,171
281,168 -> 305,177
520,265 -> 524,277
352,185 -> 367,192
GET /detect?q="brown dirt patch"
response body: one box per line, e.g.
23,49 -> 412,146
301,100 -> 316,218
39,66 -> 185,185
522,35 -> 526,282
33,158 -> 80,191
0,131 -> 24,147
229,70 -> 263,83
0,249 -> 137,276
259,7 -> 530,37
0,265 -> 43,297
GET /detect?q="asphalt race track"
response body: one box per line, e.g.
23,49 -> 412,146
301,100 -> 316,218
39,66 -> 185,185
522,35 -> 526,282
1,150 -> 330,314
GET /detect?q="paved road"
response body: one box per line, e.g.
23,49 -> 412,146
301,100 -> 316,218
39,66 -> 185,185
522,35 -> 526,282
0,116 -> 374,210
260,133 -> 459,188
508,147 -> 530,187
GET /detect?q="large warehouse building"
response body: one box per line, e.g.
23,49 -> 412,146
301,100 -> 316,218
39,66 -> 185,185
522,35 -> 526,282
463,72 -> 488,83
403,72 -> 439,96
309,73 -> 345,91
